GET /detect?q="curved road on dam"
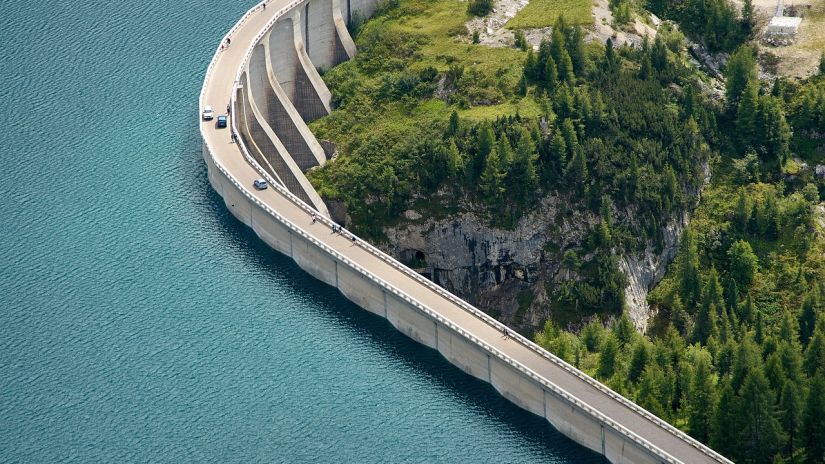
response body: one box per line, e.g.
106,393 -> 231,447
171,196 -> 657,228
3,0 -> 606,462
201,1 -> 731,464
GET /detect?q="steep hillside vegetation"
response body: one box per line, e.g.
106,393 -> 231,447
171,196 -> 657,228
307,0 -> 825,461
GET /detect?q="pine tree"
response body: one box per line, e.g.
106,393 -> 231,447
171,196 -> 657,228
805,330 -> 825,377
725,46 -> 757,110
507,128 -> 538,201
702,267 -> 726,315
757,95 -> 791,167
693,302 -> 719,345
524,50 -> 538,82
543,55 -> 558,92
637,365 -> 667,418
780,379 -> 803,456
517,74 -> 527,97
598,333 -> 620,379
602,38 -> 617,74
739,368 -> 785,462
779,342 -> 804,385
613,314 -> 635,348
550,18 -> 567,66
566,146 -> 587,193
799,290 -> 819,346
688,354 -> 717,442
652,35 -> 668,72
805,374 -> 825,463
728,239 -> 758,289
732,334 -> 760,392
557,49 -> 574,83
736,80 -> 760,148
549,131 -> 567,169
628,341 -> 651,383
445,140 -> 463,177
739,293 -> 754,325
711,379 -> 742,458
566,26 -> 586,76
447,110 -> 460,136
678,230 -> 702,309
479,146 -> 505,205
755,308 -> 765,344
741,0 -> 755,36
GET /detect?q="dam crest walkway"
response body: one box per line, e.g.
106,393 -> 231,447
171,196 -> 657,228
199,2 -> 733,463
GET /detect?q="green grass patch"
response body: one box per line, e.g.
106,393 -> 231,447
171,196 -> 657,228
506,0 -> 593,29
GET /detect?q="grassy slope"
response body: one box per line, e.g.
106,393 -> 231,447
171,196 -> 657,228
309,0 -> 537,148
506,0 -> 593,29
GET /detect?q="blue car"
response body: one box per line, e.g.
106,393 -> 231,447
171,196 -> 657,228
217,115 -> 228,128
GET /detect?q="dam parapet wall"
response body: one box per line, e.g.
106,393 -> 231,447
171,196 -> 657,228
199,1 -> 733,463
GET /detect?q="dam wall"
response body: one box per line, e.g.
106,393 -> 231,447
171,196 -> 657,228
199,0 -> 733,463
202,143 -> 668,464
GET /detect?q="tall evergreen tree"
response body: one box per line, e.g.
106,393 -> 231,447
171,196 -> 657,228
637,365 -> 667,418
507,128 -> 538,201
757,95 -> 791,167
780,379 -> 803,457
543,54 -> 558,91
805,330 -> 825,377
566,26 -> 586,75
598,333 -> 620,379
728,239 -> 758,290
741,0 -> 755,36
732,334 -> 760,392
711,379 -> 742,459
736,80 -> 760,148
739,368 -> 785,463
694,301 -> 719,345
688,354 -> 717,442
479,146 -> 505,205
805,374 -> 825,463
678,229 -> 702,309
628,341 -> 651,383
799,290 -> 819,346
725,46 -> 757,110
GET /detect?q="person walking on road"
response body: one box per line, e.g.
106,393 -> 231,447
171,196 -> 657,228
311,212 -> 316,224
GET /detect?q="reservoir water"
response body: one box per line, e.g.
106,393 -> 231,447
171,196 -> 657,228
0,1 -> 601,461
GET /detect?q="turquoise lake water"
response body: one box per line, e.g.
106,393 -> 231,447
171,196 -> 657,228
0,1 -> 602,461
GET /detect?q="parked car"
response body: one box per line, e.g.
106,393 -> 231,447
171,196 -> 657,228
202,105 -> 214,120
217,115 -> 227,128
253,179 -> 268,190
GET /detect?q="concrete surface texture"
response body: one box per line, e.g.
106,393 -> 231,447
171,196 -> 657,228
199,1 -> 733,463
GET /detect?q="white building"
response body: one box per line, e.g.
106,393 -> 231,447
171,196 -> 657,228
766,15 -> 803,35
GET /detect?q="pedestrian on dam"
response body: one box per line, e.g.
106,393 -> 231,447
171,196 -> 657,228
351,235 -> 357,245
311,212 -> 316,224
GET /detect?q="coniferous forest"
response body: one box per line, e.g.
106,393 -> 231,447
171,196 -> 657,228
307,0 -> 825,461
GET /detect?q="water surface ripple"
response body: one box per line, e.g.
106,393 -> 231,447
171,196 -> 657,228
0,1 -> 601,462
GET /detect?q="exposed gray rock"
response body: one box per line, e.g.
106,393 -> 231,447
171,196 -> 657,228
378,192 -> 691,334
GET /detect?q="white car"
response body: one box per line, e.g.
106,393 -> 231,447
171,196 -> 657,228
253,179 -> 268,190
202,105 -> 214,120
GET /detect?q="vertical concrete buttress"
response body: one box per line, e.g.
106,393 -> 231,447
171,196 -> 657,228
304,0 -> 355,70
346,0 -> 379,23
238,68 -> 330,215
289,10 -> 333,120
252,36 -> 326,170
265,15 -> 331,121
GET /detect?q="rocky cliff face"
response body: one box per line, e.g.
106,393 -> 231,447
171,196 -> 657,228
375,193 -> 688,334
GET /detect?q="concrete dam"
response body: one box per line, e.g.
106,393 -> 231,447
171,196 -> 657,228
198,1 -> 734,463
